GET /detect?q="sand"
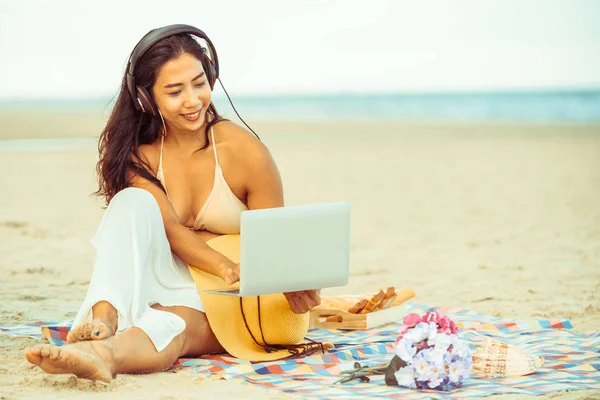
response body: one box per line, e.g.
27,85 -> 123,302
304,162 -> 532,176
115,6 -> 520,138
0,114 -> 599,399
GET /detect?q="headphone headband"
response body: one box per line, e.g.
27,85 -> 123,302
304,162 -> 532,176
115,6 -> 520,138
126,24 -> 219,114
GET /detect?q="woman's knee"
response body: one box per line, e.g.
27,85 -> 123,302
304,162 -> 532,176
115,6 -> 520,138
94,187 -> 163,244
105,187 -> 161,222
150,304 -> 191,357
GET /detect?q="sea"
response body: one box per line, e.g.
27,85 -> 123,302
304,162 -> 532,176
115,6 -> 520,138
2,90 -> 600,124
1,90 -> 599,151
213,90 -> 600,124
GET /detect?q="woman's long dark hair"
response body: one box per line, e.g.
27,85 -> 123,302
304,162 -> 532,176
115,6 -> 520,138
95,33 -> 222,205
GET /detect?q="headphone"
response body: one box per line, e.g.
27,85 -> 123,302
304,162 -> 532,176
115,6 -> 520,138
125,24 -> 260,139
126,24 -> 219,117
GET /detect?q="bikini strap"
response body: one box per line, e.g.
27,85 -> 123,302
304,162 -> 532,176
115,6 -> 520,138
158,134 -> 165,171
210,126 -> 220,167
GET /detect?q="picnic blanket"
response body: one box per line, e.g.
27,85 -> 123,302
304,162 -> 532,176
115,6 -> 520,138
2,302 -> 599,399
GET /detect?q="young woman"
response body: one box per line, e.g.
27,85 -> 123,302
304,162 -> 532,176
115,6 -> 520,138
24,25 -> 321,382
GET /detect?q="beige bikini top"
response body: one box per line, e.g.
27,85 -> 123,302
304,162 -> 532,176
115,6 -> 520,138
156,127 -> 248,234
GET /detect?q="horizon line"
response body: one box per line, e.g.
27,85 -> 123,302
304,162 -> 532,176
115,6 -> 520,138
1,86 -> 600,104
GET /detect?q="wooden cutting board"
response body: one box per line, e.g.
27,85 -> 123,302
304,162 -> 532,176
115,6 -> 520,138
309,288 -> 415,330
309,303 -> 411,330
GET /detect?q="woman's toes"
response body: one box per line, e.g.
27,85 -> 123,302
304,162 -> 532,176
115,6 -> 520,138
40,346 -> 51,357
48,347 -> 61,360
29,344 -> 43,356
66,326 -> 82,343
91,321 -> 113,340
67,320 -> 114,343
24,342 -> 114,382
84,324 -> 93,339
24,346 -> 43,365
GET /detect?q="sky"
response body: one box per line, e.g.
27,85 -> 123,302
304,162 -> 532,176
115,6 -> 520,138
0,0 -> 599,99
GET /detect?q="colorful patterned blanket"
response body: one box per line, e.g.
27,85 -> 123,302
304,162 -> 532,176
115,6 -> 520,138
2,303 -> 598,399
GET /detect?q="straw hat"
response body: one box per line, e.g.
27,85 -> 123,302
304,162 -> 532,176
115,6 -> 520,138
188,234 -> 323,361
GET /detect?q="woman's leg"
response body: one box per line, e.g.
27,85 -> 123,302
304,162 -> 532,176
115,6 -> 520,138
25,305 -> 224,382
150,304 -> 223,357
67,187 -> 204,348
26,326 -> 182,383
67,187 -> 154,343
25,187 -> 221,380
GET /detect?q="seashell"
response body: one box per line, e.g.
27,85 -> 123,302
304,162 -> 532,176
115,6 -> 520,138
471,336 -> 545,378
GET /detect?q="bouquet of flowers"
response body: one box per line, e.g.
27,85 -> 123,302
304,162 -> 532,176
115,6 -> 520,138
390,310 -> 472,390
336,310 -> 473,391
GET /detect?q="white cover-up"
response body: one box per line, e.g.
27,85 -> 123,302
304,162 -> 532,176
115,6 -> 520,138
72,187 -> 204,352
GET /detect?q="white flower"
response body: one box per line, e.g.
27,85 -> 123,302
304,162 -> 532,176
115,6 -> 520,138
411,349 -> 444,385
404,322 -> 429,343
425,363 -> 444,389
448,363 -> 462,383
391,319 -> 473,391
412,353 -> 432,381
427,375 -> 444,389
395,338 -> 417,362
449,335 -> 471,358
433,333 -> 452,352
404,322 -> 436,343
426,322 -> 438,342
426,346 -> 446,367
394,366 -> 417,389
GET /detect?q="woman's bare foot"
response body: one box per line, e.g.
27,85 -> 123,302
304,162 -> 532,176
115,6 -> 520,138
24,341 -> 115,383
68,301 -> 118,343
67,319 -> 116,344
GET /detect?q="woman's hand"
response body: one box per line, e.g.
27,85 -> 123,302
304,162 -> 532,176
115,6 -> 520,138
283,290 -> 321,314
220,261 -> 240,285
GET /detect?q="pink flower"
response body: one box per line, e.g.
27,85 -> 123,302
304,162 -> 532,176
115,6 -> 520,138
438,326 -> 453,335
403,313 -> 422,328
397,311 -> 460,348
449,320 -> 458,334
435,310 -> 449,324
436,314 -> 451,331
422,311 -> 438,324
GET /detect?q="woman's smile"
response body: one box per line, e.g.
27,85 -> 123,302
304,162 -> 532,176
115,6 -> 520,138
182,110 -> 201,121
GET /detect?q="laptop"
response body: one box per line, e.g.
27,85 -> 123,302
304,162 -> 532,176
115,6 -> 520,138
202,202 -> 350,297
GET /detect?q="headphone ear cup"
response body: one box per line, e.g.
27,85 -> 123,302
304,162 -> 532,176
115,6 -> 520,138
136,86 -> 157,116
205,59 -> 217,89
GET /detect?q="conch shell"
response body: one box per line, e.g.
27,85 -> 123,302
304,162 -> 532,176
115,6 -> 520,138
471,335 -> 545,378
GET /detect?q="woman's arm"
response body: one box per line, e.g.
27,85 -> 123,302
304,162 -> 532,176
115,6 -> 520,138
243,135 -> 285,210
240,129 -> 321,313
127,168 -> 239,284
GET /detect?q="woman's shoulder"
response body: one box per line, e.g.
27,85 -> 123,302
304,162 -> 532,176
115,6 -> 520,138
213,120 -> 276,178
214,119 -> 259,142
214,120 -> 268,158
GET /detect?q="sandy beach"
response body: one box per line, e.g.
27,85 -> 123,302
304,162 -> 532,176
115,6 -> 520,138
0,113 -> 599,399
